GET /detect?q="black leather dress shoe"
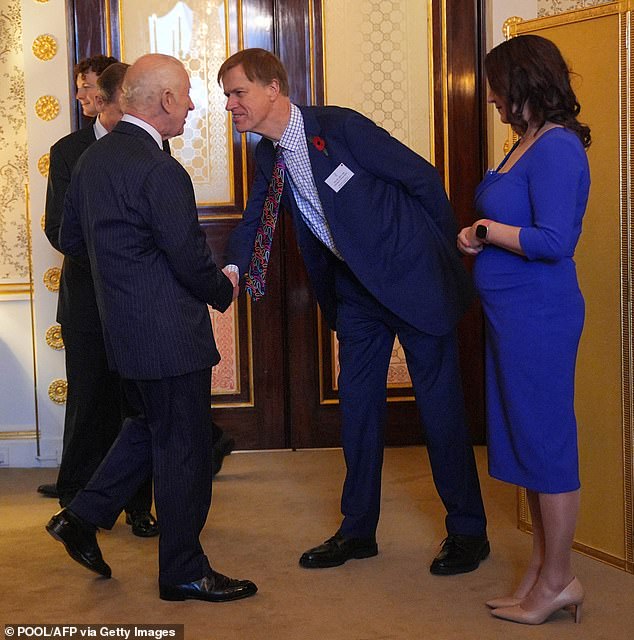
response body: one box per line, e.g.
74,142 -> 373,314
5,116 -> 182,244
212,435 -> 235,477
430,534 -> 490,575
37,483 -> 58,498
45,508 -> 111,578
125,511 -> 159,537
299,532 -> 378,568
159,569 -> 257,602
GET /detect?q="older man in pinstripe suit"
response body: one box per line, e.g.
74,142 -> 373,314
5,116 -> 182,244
45,54 -> 257,603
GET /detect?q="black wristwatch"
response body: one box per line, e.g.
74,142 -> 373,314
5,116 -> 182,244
475,224 -> 489,242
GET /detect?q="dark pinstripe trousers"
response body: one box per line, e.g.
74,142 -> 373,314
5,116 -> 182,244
70,367 -> 214,585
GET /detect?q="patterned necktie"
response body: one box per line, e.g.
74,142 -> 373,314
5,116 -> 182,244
245,145 -> 285,300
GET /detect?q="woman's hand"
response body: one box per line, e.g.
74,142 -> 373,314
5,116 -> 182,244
457,225 -> 485,256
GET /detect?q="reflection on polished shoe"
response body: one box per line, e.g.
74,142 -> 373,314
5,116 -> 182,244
212,435 -> 235,477
125,511 -> 159,538
37,483 -> 58,498
429,534 -> 490,575
491,577 -> 584,625
159,569 -> 258,602
45,508 -> 111,578
299,532 -> 378,568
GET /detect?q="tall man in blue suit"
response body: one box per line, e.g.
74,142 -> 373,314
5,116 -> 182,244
219,48 -> 488,575
46,54 -> 257,602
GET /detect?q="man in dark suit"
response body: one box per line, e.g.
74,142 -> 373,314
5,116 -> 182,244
218,48 -> 488,575
46,53 -> 256,602
42,57 -> 158,538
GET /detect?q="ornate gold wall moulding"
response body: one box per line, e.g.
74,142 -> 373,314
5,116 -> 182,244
40,213 -> 46,231
35,95 -> 60,121
37,153 -> 50,177
48,379 -> 67,404
43,267 -> 61,292
0,283 -> 32,296
35,0 -> 50,3
0,430 -> 37,441
503,16 -> 523,39
45,325 -> 64,350
32,34 -> 57,61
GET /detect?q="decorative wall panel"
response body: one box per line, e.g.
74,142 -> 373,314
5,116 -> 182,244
209,303 -> 239,395
537,0 -> 613,17
323,0 -> 430,158
119,0 -> 231,206
0,0 -> 28,282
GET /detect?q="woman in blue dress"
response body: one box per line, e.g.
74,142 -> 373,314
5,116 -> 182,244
458,35 -> 591,625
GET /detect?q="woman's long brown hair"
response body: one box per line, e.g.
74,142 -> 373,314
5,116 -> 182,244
485,35 -> 591,148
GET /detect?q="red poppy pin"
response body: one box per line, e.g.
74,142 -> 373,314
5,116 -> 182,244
308,135 -> 328,156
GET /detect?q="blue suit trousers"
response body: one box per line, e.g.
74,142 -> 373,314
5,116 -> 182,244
334,262 -> 486,538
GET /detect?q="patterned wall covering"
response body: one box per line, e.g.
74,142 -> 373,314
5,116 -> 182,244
120,0 -> 231,206
537,0 -> 613,16
323,0 -> 429,158
0,0 -> 28,282
323,0 -> 431,391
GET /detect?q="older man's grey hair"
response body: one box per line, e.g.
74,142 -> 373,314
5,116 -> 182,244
121,54 -> 187,114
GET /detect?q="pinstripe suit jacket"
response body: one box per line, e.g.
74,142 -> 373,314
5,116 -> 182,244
60,120 -> 233,380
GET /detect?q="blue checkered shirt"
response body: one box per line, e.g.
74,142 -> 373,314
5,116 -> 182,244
278,104 -> 343,259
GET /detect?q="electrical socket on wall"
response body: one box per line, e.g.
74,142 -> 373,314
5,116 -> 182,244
0,448 -> 9,466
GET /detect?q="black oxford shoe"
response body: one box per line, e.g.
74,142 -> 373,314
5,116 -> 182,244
159,569 -> 258,602
125,511 -> 159,537
299,532 -> 378,568
429,534 -> 490,575
45,508 -> 111,578
37,483 -> 58,498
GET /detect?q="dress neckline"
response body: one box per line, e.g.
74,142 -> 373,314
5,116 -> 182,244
493,125 -> 565,175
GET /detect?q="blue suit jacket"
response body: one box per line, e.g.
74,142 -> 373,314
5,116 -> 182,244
226,106 -> 474,335
60,121 -> 233,380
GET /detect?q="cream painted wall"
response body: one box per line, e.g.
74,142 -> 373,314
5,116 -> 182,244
0,0 -> 71,467
323,0 -> 430,160
22,0 -> 73,467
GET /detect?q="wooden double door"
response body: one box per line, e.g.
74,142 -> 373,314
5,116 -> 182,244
71,0 -> 486,450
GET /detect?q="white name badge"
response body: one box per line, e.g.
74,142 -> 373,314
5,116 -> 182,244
325,163 -> 354,193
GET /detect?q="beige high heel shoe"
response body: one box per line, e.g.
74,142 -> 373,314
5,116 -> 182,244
491,577 -> 584,625
486,596 -> 522,609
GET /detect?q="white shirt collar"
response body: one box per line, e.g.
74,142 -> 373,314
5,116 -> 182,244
93,116 -> 108,140
279,104 -> 304,152
121,114 -> 164,148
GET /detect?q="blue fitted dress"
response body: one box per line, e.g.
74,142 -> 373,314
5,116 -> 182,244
473,128 -> 590,493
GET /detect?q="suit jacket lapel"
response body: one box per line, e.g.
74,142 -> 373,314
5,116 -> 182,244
299,107 -> 336,223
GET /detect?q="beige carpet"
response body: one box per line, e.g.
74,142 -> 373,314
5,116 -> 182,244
1,447 -> 633,639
